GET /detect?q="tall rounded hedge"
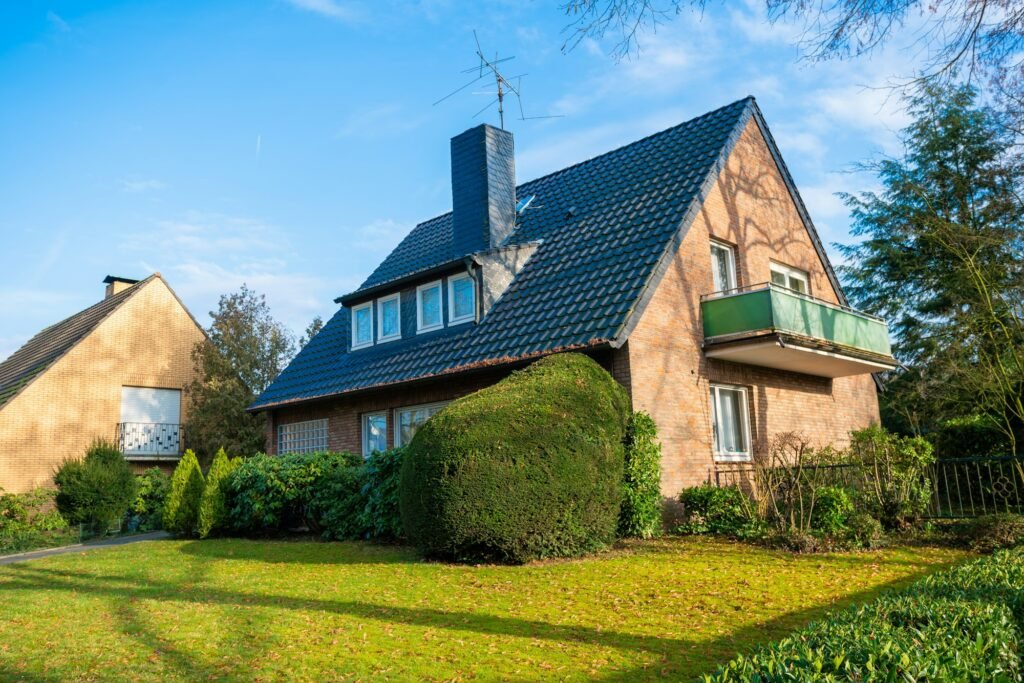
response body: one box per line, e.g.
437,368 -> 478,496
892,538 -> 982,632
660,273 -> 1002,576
400,352 -> 630,564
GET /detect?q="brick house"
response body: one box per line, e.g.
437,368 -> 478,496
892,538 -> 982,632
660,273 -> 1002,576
251,97 -> 897,495
0,274 -> 206,492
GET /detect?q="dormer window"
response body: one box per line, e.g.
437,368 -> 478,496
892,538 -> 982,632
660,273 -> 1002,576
377,293 -> 401,342
448,272 -> 476,325
351,302 -> 373,349
416,280 -> 443,333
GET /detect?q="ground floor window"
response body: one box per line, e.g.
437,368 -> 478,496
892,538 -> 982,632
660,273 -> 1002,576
362,412 -> 388,457
395,402 -> 449,447
277,418 -> 328,454
710,384 -> 751,461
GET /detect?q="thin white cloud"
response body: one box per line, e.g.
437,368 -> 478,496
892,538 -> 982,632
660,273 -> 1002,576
284,0 -> 360,23
119,178 -> 166,193
46,10 -> 70,32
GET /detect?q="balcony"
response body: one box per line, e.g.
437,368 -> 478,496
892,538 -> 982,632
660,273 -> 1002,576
700,283 -> 899,378
116,422 -> 185,461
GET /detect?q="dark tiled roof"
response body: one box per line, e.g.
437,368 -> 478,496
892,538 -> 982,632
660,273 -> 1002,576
252,98 -> 759,410
0,277 -> 151,409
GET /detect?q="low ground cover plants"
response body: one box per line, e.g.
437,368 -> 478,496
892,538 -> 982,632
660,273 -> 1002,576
0,487 -> 72,553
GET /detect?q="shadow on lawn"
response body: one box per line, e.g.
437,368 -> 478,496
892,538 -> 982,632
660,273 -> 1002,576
0,550 -> 964,681
176,537 -> 418,565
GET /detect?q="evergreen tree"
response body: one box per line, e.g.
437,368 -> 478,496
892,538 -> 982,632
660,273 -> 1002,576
197,448 -> 239,539
164,450 -> 206,536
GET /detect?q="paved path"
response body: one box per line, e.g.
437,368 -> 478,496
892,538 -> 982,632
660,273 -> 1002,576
0,531 -> 170,565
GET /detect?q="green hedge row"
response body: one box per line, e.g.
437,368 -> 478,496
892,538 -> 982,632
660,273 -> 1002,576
705,548 -> 1024,681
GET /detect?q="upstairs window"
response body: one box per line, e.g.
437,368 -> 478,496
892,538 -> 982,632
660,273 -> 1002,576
710,384 -> 751,462
377,293 -> 401,342
448,273 -> 476,325
770,262 -> 809,294
416,280 -> 443,333
710,240 -> 737,293
351,301 -> 373,349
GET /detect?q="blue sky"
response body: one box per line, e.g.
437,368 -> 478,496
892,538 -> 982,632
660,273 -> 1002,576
0,0 -> 922,360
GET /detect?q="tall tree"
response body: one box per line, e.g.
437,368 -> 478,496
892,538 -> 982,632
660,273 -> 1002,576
838,84 -> 1024,453
298,315 -> 324,350
186,285 -> 295,460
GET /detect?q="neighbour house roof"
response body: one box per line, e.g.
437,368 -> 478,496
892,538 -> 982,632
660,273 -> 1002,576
252,97 -> 845,410
0,275 -> 155,410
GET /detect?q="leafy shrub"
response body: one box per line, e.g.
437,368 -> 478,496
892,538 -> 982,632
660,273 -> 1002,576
0,488 -> 71,553
706,548 -> 1024,681
619,412 -> 663,539
677,484 -> 760,538
964,513 -> 1024,554
843,511 -> 885,549
309,463 -> 369,540
197,449 -> 239,539
846,425 -> 934,529
810,486 -> 854,536
362,447 -> 406,541
54,440 -> 138,533
400,353 -> 630,564
225,451 -> 361,534
164,450 -> 205,537
126,468 -> 171,532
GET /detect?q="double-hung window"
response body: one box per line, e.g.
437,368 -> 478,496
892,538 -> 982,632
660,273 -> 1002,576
278,419 -> 328,454
769,262 -> 809,294
448,272 -> 476,325
416,280 -> 443,333
351,301 -> 373,349
710,240 -> 737,293
395,401 -> 449,447
710,384 -> 751,461
377,293 -> 401,342
362,412 -> 388,457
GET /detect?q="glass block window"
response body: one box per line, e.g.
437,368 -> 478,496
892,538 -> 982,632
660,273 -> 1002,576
395,402 -> 449,447
362,412 -> 388,456
448,273 -> 476,324
351,302 -> 373,349
377,294 -> 401,342
277,419 -> 328,454
416,280 -> 443,333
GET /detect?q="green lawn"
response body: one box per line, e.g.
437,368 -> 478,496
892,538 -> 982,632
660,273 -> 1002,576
0,537 -> 969,681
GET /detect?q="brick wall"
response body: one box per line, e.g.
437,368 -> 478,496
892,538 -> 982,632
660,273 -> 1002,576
626,118 -> 881,496
0,277 -> 205,493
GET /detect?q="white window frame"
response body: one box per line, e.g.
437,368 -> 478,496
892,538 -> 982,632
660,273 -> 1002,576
769,261 -> 810,294
277,418 -> 329,455
416,280 -> 444,333
710,384 -> 751,462
394,401 -> 450,447
351,301 -> 374,350
447,272 -> 476,325
376,293 -> 402,343
710,239 -> 738,293
362,411 -> 388,458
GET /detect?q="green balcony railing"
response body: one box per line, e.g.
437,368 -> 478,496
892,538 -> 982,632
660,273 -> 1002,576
701,283 -> 893,358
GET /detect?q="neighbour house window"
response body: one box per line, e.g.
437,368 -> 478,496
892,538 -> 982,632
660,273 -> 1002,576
770,262 -> 810,294
362,412 -> 388,457
416,280 -> 443,333
448,272 -> 476,325
710,240 -> 737,293
395,401 -> 449,447
710,385 -> 751,462
277,418 -> 328,455
351,301 -> 373,349
377,293 -> 401,342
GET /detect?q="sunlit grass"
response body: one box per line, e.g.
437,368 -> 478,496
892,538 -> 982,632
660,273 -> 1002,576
0,536 -> 970,681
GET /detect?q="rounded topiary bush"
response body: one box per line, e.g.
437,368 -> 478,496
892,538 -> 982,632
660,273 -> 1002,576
400,352 -> 631,564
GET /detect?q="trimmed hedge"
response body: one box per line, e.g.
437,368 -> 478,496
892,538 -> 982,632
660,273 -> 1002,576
400,352 -> 631,564
362,447 -> 406,541
677,484 -> 760,538
619,412 -> 663,539
705,548 -> 1024,681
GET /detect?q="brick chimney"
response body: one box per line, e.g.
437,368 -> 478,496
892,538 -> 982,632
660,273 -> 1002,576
450,124 -> 516,253
103,275 -> 139,299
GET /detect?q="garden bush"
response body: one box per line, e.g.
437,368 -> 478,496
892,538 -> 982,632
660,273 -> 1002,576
126,468 -> 171,532
0,488 -> 71,553
197,448 -> 239,538
54,440 -> 138,533
164,449 -> 205,537
224,450 -> 361,534
677,484 -> 761,538
362,447 -> 406,540
400,353 -> 631,564
810,486 -> 854,536
706,547 -> 1024,681
964,513 -> 1024,554
846,425 -> 934,529
309,463 -> 369,540
619,412 -> 663,539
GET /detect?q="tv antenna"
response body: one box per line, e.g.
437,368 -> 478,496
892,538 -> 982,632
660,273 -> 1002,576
433,31 -> 563,129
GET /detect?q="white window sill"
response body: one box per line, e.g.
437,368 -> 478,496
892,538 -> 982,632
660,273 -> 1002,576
416,323 -> 444,334
448,316 -> 474,326
351,341 -> 374,350
714,453 -> 752,463
377,333 -> 401,344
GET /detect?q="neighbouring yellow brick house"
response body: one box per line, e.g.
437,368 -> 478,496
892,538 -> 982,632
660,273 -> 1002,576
0,274 -> 206,493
